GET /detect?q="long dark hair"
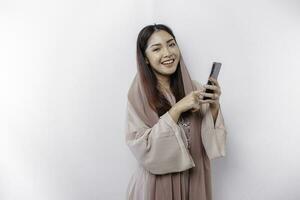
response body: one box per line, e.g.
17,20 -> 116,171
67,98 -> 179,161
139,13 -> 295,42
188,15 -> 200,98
136,24 -> 191,118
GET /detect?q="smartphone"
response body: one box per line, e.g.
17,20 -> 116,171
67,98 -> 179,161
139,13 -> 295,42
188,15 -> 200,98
203,62 -> 222,100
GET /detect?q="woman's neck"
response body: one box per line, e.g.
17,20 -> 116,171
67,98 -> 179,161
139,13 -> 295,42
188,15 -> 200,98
156,73 -> 171,93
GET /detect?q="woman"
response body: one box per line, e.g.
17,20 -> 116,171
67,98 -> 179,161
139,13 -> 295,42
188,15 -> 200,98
125,24 -> 227,200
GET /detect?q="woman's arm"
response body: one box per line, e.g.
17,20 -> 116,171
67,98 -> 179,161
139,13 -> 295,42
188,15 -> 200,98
192,80 -> 227,159
210,102 -> 220,126
168,104 -> 182,123
125,101 -> 195,174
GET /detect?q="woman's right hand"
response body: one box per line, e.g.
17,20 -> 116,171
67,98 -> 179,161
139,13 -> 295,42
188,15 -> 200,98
175,90 -> 215,113
168,90 -> 215,123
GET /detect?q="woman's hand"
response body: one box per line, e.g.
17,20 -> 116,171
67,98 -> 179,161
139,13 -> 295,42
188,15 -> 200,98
174,77 -> 222,113
203,77 -> 222,124
201,77 -> 222,108
173,92 -> 211,114
168,78 -> 222,122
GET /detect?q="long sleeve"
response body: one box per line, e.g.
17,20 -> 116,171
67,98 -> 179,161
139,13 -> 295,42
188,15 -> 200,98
125,100 -> 195,175
192,80 -> 227,160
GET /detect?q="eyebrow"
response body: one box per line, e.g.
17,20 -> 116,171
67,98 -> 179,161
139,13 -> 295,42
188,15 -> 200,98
149,38 -> 175,48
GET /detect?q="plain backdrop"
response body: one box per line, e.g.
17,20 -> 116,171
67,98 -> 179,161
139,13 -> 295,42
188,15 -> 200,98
1,0 -> 300,199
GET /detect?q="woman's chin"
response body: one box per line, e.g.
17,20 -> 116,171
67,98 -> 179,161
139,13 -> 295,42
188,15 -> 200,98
161,66 -> 177,75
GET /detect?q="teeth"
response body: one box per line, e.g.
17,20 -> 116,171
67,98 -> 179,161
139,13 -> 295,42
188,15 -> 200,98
162,59 -> 174,64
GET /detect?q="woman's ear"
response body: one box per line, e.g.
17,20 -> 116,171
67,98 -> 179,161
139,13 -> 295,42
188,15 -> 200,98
145,58 -> 149,64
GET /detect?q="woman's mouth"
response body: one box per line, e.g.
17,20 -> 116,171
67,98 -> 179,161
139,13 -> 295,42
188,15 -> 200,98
161,59 -> 175,66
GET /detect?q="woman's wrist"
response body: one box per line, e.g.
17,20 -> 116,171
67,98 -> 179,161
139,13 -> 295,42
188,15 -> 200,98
168,104 -> 183,123
210,102 -> 220,124
210,101 -> 220,109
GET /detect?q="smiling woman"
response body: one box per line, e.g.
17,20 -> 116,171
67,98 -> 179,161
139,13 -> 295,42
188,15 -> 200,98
146,33 -> 179,70
125,24 -> 227,200
144,30 -> 181,95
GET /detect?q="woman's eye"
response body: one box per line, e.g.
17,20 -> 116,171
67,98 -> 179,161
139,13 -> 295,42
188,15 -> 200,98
153,44 -> 175,52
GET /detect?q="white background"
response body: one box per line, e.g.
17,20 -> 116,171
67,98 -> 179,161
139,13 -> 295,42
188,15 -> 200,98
1,0 -> 300,199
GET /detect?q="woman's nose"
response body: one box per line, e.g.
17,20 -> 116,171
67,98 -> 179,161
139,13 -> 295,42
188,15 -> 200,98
162,47 -> 171,57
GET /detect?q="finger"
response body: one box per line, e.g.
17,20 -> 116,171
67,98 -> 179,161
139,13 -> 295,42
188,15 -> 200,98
209,77 -> 220,87
197,94 -> 203,100
213,93 -> 221,99
203,84 -> 218,91
204,86 -> 221,95
199,92 -> 215,99
208,78 -> 221,94
199,86 -> 205,92
194,91 -> 204,99
215,89 -> 221,95
194,90 -> 202,95
199,99 -> 215,104
202,99 -> 219,104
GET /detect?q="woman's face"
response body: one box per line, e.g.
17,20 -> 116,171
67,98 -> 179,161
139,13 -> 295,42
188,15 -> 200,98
144,30 -> 181,77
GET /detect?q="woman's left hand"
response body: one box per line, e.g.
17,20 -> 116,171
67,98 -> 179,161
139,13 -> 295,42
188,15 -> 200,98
200,77 -> 221,107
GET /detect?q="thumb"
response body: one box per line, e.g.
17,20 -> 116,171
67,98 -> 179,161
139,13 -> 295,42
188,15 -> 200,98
193,90 -> 201,97
194,90 -> 201,95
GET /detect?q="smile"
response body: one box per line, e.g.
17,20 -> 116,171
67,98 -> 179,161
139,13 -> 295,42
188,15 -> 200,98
161,59 -> 175,65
